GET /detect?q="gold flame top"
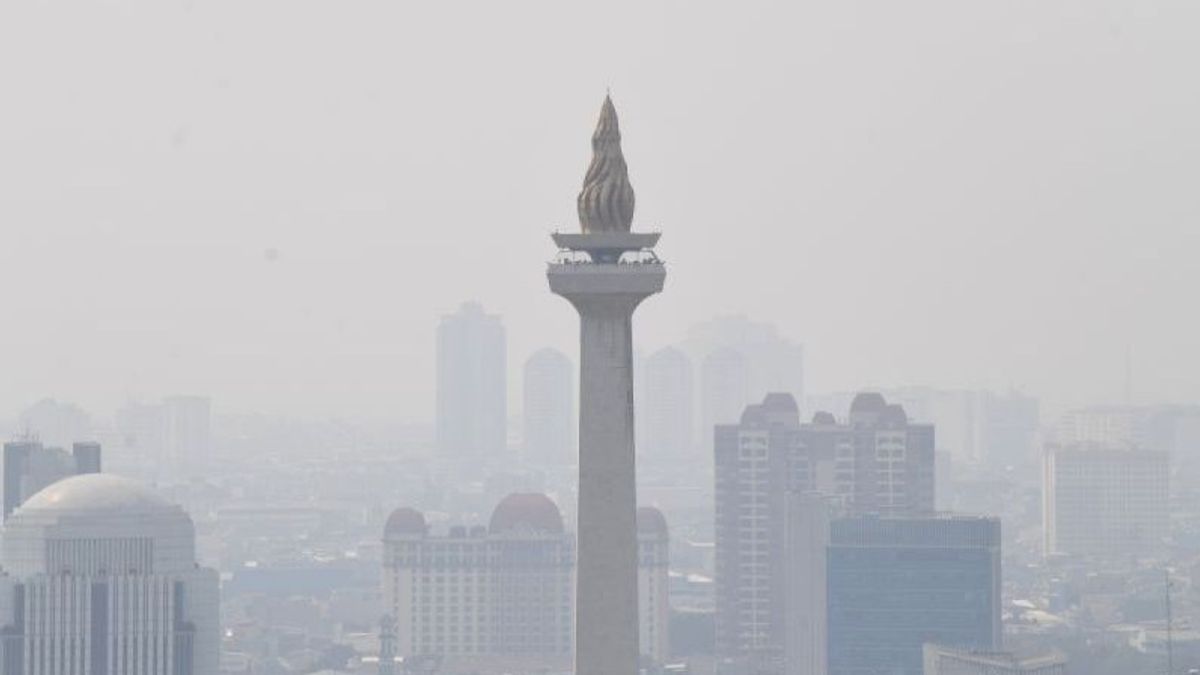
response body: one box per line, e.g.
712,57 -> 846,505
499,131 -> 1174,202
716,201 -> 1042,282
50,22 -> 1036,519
577,95 -> 635,233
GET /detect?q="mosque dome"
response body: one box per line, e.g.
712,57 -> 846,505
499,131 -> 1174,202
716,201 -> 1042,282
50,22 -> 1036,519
384,507 -> 428,538
489,493 -> 564,535
2,473 -> 196,577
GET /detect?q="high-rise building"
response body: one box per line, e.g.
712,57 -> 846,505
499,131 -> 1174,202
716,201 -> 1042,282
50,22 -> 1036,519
17,398 -> 91,451
922,645 -> 1067,675
546,95 -> 665,675
2,440 -> 103,520
1043,441 -> 1169,558
381,496 -> 673,673
523,348 -> 575,467
638,506 -> 670,667
641,346 -> 694,462
714,392 -> 936,672
436,302 -> 507,460
687,315 -> 804,444
0,474 -> 219,674
783,493 -> 833,675
826,516 -> 1001,675
164,395 -> 212,479
701,347 -> 751,442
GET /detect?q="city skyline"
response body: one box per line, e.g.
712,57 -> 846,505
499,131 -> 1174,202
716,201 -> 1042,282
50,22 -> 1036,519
3,3 -> 1199,421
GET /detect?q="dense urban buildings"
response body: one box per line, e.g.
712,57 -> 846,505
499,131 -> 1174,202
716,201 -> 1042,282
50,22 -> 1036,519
2,439 -> 101,519
380,496 -> 671,673
522,347 -> 575,467
922,645 -> 1068,675
714,392 -> 937,673
546,95 -> 666,675
0,473 -> 219,674
436,302 -> 507,460
826,516 -> 1002,675
640,346 -> 695,463
1043,441 -> 1170,558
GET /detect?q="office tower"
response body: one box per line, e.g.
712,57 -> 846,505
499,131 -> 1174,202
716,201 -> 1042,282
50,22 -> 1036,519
2,440 -> 103,520
826,516 -> 1001,675
638,506 -> 670,667
714,393 -> 936,672
17,398 -> 91,450
1043,441 -> 1169,557
783,493 -> 832,675
381,495 -> 671,674
436,302 -> 507,459
164,395 -> 212,479
701,347 -> 751,441
523,347 -> 575,467
72,441 -> 103,474
641,346 -> 694,462
687,315 -> 805,443
0,473 -> 219,674
546,95 -> 665,675
923,645 -> 1067,675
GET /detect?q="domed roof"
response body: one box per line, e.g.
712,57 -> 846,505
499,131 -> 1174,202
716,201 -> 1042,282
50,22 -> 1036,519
637,507 -> 668,537
849,392 -> 887,415
489,493 -> 564,535
18,473 -> 176,515
384,507 -> 427,538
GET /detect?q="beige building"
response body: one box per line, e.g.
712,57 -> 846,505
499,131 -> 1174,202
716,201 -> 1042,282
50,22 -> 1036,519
382,495 -> 671,673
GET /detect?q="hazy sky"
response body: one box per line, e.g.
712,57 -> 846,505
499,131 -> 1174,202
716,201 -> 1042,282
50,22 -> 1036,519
1,0 -> 1196,422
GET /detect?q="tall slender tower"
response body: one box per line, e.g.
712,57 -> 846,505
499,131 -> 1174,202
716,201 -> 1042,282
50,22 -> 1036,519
548,95 -> 665,675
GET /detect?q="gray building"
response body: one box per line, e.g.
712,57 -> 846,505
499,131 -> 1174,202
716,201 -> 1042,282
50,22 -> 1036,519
522,347 -> 574,467
826,516 -> 1001,675
714,392 -> 936,673
2,440 -> 102,520
1043,441 -> 1170,558
640,346 -> 695,463
436,302 -> 507,460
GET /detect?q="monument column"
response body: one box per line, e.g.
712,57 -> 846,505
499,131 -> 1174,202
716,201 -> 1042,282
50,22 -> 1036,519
547,96 -> 665,675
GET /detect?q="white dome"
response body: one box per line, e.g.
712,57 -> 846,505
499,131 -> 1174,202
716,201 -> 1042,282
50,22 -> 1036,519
2,474 -> 196,577
18,473 -> 175,515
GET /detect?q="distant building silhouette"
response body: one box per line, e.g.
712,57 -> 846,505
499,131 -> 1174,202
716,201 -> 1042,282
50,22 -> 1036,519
1043,441 -> 1169,558
641,346 -> 694,462
714,392 -> 935,672
436,302 -> 507,460
826,516 -> 1001,675
114,395 -> 211,482
2,439 -> 102,520
522,348 -> 574,467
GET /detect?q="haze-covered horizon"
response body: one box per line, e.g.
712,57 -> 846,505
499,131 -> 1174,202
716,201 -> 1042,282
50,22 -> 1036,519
2,0 -> 1197,423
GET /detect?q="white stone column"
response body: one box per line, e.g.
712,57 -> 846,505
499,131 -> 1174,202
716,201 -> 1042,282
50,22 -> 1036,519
575,300 -> 640,675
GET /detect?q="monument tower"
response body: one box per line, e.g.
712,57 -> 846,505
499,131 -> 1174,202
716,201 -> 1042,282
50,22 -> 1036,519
548,95 -> 666,675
